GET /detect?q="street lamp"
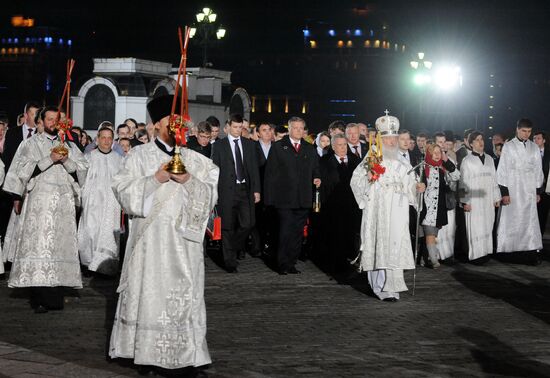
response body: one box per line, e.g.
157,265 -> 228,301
410,52 -> 432,87
190,7 -> 226,67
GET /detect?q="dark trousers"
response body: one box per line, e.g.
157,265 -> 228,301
538,193 -> 550,236
0,191 -> 12,241
250,203 -> 275,254
276,208 -> 309,271
221,184 -> 253,269
30,287 -> 64,310
454,206 -> 468,261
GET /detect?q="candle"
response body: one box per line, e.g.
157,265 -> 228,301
369,133 -> 372,152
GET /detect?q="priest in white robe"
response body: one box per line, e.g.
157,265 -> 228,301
78,125 -> 123,276
0,157 -> 4,275
109,95 -> 218,373
460,131 -> 501,261
496,119 -> 544,261
433,133 -> 460,261
3,106 -> 87,313
351,113 -> 424,302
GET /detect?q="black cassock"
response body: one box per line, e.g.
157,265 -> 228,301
317,152 -> 362,270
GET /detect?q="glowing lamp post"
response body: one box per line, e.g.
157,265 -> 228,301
190,7 -> 226,67
410,52 -> 433,87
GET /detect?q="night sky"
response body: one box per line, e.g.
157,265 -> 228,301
5,0 -> 550,69
3,0 -> 550,131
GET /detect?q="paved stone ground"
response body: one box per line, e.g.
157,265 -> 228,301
1,242 -> 550,378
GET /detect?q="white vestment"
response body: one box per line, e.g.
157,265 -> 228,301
3,134 -> 87,288
351,157 -> 417,298
496,138 -> 543,252
109,141 -> 218,369
460,154 -> 501,260
77,149 -> 123,275
0,158 -> 4,274
437,159 -> 460,260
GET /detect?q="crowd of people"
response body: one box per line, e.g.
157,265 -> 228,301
0,96 -> 548,375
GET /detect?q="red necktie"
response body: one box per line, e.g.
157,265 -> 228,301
294,143 -> 300,153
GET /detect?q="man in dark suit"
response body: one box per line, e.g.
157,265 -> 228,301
264,116 -> 321,275
534,131 -> 549,235
318,133 -> 361,272
3,101 -> 40,171
206,116 -> 221,145
1,101 -> 40,240
211,114 -> 261,273
250,122 -> 274,256
187,121 -> 212,159
345,123 -> 368,159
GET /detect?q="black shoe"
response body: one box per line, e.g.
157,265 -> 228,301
382,297 -> 398,302
288,267 -> 301,274
137,365 -> 157,376
226,267 -> 238,273
237,251 -> 246,260
34,305 -> 48,314
278,270 -> 288,275
249,250 -> 261,258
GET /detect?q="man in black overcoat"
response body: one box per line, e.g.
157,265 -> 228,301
318,134 -> 361,272
264,116 -> 321,275
211,114 -> 261,272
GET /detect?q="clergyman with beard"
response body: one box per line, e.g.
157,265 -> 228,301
350,112 -> 425,302
3,106 -> 88,313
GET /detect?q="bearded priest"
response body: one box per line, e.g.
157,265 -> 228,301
351,112 -> 425,302
3,106 -> 87,313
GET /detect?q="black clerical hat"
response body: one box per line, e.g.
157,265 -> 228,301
147,95 -> 181,124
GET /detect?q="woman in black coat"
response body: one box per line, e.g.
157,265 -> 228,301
420,143 -> 456,268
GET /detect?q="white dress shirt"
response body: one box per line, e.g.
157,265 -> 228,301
228,134 -> 245,183
348,143 -> 362,158
259,140 -> 271,159
22,123 -> 36,139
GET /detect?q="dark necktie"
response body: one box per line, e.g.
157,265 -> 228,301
353,145 -> 360,158
26,128 -> 34,139
340,157 -> 347,166
234,139 -> 245,182
294,143 -> 300,153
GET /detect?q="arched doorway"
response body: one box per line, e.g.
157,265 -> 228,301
229,88 -> 251,120
84,84 -> 116,130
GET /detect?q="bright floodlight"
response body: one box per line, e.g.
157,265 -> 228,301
418,52 -> 425,60
423,60 -> 432,69
434,65 -> 462,90
203,7 -> 211,15
410,61 -> 419,69
189,27 -> 197,38
414,73 -> 431,86
196,13 -> 205,22
208,13 -> 217,22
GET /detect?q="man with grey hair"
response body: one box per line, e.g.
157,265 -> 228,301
351,112 -> 425,301
345,123 -> 368,159
265,116 -> 321,275
318,133 -> 361,272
